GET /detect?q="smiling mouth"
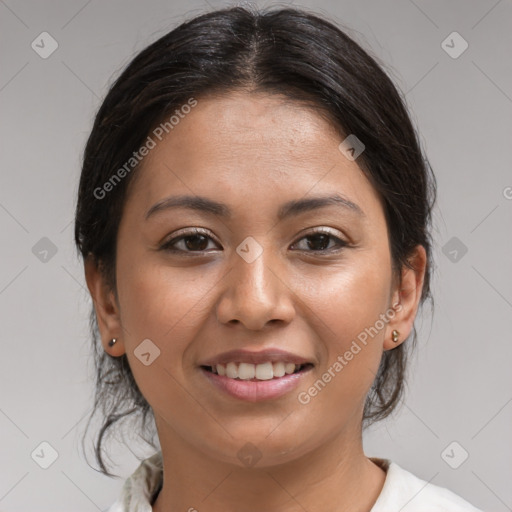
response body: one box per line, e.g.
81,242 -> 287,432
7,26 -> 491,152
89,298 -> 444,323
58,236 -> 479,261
201,362 -> 314,381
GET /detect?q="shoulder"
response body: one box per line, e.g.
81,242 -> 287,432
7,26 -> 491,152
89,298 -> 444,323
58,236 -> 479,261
370,458 -> 483,512
106,451 -> 163,512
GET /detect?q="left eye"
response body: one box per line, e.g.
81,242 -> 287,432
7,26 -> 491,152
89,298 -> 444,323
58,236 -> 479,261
291,231 -> 347,252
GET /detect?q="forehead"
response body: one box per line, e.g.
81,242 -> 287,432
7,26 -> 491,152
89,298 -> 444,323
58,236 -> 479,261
124,91 -> 382,221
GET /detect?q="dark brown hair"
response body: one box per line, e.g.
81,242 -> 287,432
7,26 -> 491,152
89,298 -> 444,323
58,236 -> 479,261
74,5 -> 436,476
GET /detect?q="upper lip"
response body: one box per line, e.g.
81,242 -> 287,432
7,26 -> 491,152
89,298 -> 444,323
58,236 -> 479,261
199,348 -> 314,367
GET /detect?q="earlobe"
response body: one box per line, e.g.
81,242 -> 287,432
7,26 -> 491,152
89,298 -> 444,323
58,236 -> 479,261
384,245 -> 427,351
84,256 -> 126,356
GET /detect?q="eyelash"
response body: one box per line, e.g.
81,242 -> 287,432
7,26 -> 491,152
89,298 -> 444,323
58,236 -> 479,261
159,227 -> 348,255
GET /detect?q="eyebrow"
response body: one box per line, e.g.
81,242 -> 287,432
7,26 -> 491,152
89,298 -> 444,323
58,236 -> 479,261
145,193 -> 365,221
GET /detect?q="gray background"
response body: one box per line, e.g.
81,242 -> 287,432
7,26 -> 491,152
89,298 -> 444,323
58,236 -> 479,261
1,0 -> 511,510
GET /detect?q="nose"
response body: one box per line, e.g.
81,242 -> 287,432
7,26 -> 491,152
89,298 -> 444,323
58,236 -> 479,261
215,244 -> 296,330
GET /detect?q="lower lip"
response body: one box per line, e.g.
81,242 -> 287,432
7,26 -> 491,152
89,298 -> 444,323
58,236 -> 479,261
200,366 -> 312,402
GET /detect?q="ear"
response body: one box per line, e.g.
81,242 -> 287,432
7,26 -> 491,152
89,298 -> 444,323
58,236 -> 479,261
384,245 -> 427,351
84,255 -> 126,357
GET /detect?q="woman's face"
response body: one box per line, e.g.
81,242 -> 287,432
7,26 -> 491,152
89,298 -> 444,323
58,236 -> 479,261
89,91 -> 424,466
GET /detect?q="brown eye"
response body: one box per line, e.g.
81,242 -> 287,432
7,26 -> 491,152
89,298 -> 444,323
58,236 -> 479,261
181,234 -> 210,251
291,229 -> 347,253
305,233 -> 331,251
160,229 -> 221,254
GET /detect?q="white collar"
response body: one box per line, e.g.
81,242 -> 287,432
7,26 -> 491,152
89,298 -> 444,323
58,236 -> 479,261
107,452 -> 481,511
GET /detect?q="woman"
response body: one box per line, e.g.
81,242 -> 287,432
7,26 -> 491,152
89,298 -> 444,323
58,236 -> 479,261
74,6 -> 483,511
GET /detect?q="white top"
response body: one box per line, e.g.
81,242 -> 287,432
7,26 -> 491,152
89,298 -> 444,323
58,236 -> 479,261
107,451 -> 483,512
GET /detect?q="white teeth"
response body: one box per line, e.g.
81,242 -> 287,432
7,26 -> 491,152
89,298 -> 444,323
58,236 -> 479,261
238,363 -> 255,380
226,362 -> 238,379
285,362 -> 296,375
211,361 -> 305,380
272,361 -> 285,377
255,362 -> 273,380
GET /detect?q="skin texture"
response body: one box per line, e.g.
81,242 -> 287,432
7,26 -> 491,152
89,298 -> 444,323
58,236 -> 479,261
85,91 -> 426,512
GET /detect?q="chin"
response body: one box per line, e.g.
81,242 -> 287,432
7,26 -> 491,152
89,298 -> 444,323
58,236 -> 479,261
203,431 -> 317,469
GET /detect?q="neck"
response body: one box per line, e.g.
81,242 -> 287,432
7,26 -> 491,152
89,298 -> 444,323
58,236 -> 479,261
151,416 -> 386,512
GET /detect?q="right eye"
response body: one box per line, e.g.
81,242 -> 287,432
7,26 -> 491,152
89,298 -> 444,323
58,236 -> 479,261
159,228 -> 222,255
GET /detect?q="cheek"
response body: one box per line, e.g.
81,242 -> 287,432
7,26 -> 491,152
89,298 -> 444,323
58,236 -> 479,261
304,256 -> 392,340
300,255 -> 392,392
117,254 -> 215,336
116,254 -> 224,388
295,270 -> 390,419
115,258 -> 215,410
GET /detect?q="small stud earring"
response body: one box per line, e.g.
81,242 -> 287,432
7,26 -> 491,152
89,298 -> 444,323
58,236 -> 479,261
108,338 -> 117,347
391,330 -> 400,343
